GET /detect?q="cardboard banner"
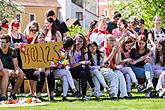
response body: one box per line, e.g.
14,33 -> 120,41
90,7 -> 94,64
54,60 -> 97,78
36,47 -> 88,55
20,42 -> 63,69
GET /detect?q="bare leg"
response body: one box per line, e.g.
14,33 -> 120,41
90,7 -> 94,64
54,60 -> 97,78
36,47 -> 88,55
13,70 -> 25,94
0,69 -> 9,97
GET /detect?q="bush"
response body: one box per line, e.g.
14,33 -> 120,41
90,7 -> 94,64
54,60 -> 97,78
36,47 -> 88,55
67,25 -> 88,38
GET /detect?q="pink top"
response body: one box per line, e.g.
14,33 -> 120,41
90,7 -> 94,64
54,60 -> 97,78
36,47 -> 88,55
112,28 -> 123,39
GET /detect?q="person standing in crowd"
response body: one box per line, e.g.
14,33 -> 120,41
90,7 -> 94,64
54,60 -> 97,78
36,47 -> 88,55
139,19 -> 148,38
130,35 -> 154,97
45,9 -> 69,40
148,15 -> 165,47
128,16 -> 141,35
87,20 -> 98,42
0,35 -> 25,100
91,15 -> 109,47
0,19 -> 9,37
107,11 -> 121,34
44,17 -> 62,42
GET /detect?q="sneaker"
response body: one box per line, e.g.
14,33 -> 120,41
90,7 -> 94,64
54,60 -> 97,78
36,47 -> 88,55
11,94 -> 17,100
0,96 -> 8,102
62,97 -> 69,101
146,82 -> 154,91
137,85 -> 144,92
73,91 -> 82,98
82,96 -> 90,101
145,91 -> 151,98
127,92 -> 133,98
38,97 -> 48,101
159,89 -> 165,97
92,89 -> 99,97
107,88 -> 115,98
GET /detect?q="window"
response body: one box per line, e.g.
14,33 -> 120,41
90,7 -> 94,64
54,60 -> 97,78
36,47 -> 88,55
72,0 -> 83,7
29,13 -> 35,21
104,9 -> 108,17
16,13 -> 21,22
76,12 -> 83,21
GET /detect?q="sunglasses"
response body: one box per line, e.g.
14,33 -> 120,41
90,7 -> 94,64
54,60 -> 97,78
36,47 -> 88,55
30,29 -> 38,32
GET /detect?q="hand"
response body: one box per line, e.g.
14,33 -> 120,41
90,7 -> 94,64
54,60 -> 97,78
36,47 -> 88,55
14,43 -> 20,48
130,59 -> 136,65
144,57 -> 152,63
125,58 -> 132,63
112,45 -> 118,52
45,70 -> 50,77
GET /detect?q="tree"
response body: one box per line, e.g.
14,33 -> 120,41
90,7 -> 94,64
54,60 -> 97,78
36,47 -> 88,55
111,0 -> 165,28
0,0 -> 23,20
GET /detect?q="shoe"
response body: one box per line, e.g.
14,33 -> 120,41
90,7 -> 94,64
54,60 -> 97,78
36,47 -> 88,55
107,88 -> 115,98
137,85 -> 144,92
146,82 -> 154,91
122,96 -> 129,99
110,97 -> 118,100
62,97 -> 69,101
73,91 -> 82,98
159,89 -> 165,97
145,91 -> 151,98
0,96 -> 8,102
127,92 -> 133,98
11,94 -> 17,100
82,96 -> 90,101
38,97 -> 48,101
50,96 -> 55,101
20,93 -> 26,97
92,89 -> 100,98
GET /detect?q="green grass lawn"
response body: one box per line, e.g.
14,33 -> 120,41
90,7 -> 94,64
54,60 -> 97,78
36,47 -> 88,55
1,91 -> 165,110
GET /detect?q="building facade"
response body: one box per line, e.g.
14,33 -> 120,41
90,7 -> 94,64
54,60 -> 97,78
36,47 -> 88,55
57,0 -> 98,28
98,0 -> 114,18
12,0 -> 59,32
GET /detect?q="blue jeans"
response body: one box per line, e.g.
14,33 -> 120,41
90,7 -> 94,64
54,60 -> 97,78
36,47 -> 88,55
131,63 -> 153,79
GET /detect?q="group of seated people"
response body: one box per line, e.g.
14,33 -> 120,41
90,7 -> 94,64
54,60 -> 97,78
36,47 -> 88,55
0,9 -> 165,102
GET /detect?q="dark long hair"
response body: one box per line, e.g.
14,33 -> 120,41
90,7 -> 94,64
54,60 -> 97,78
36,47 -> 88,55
155,39 -> 165,66
46,17 -> 58,39
87,42 -> 103,66
122,37 -> 133,52
73,33 -> 87,61
135,35 -> 148,57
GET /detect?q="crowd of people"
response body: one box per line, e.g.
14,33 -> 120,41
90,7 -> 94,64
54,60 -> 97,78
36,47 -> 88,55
0,9 -> 165,102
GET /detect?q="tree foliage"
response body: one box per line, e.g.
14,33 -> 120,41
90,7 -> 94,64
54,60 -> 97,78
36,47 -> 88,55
112,0 -> 165,28
67,25 -> 88,38
0,0 -> 23,20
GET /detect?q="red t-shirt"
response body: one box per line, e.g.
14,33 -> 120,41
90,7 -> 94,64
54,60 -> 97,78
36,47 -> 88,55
105,47 -> 117,70
26,36 -> 33,44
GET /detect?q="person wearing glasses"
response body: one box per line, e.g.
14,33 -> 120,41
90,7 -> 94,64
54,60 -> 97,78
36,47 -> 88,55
148,15 -> 165,47
24,21 -> 39,44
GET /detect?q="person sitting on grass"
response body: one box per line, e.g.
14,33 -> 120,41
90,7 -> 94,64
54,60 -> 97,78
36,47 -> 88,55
0,34 -> 25,100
